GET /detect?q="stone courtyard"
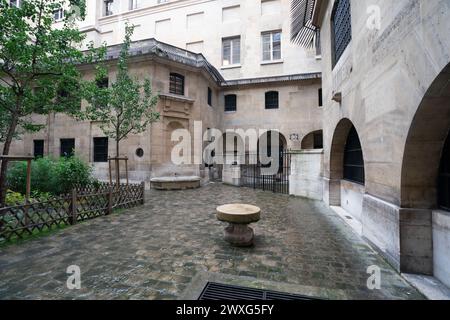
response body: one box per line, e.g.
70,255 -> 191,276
0,183 -> 423,300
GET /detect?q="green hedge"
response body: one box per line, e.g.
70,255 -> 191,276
6,156 -> 95,196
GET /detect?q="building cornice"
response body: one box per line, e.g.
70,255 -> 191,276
221,73 -> 322,87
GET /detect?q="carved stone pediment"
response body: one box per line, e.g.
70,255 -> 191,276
159,93 -> 195,119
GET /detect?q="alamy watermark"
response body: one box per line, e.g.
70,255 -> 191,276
66,265 -> 81,290
367,265 -> 381,290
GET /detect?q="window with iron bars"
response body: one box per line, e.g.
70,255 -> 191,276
343,126 -> 365,185
331,0 -> 352,66
225,94 -> 237,112
265,91 -> 279,109
438,133 -> 450,211
170,73 -> 185,96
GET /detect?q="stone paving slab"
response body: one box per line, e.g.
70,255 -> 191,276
0,183 -> 423,300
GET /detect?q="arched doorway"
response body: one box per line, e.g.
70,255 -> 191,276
400,62 -> 450,282
301,130 -> 323,150
329,119 -> 365,221
257,131 -> 287,172
240,131 -> 290,194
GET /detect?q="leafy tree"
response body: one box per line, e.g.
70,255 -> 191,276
80,24 -> 160,157
0,0 -> 102,206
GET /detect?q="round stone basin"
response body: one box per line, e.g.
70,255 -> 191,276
216,204 -> 261,224
150,176 -> 201,190
216,204 -> 261,247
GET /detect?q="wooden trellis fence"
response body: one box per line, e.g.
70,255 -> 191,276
0,182 -> 145,242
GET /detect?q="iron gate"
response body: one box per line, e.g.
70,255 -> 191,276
240,151 -> 291,194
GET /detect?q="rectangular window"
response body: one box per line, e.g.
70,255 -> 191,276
222,5 -> 240,22
155,18 -> 171,38
53,8 -> 64,21
208,87 -> 212,107
93,137 -> 108,163
170,73 -> 185,96
332,0 -> 352,66
104,0 -> 114,16
33,140 -> 44,158
318,88 -> 323,107
222,37 -> 241,66
60,139 -> 75,158
186,41 -> 204,53
9,0 -> 20,7
313,133 -> 323,149
265,91 -> 279,109
187,12 -> 204,29
262,31 -> 282,62
225,95 -> 237,112
129,0 -> 138,10
261,0 -> 281,16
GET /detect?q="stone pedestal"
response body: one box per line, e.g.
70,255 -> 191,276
224,224 -> 255,247
216,204 -> 261,247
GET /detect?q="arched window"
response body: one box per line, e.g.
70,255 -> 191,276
331,0 -> 352,66
169,73 -> 185,95
343,126 -> 364,185
438,133 -> 450,210
224,94 -> 237,112
265,91 -> 279,109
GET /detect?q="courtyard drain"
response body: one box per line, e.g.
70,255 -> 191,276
198,282 -> 322,300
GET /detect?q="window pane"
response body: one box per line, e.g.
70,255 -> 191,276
262,34 -> 271,61
222,40 -> 231,65
272,32 -> 281,60
232,38 -> 240,64
94,137 -> 108,162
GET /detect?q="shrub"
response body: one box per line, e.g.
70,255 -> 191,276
5,190 -> 26,206
53,156 -> 93,194
6,156 -> 94,196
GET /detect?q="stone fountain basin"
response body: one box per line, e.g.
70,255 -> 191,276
150,176 -> 201,190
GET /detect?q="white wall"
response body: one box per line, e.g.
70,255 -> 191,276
289,150 -> 323,200
79,0 -> 320,79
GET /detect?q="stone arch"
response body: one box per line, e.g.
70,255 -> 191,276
398,62 -> 450,279
328,118 -> 365,220
401,63 -> 450,209
301,130 -> 323,150
329,118 -> 364,181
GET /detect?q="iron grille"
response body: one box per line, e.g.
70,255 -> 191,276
439,133 -> 450,211
93,137 -> 108,163
225,94 -> 237,112
332,0 -> 352,65
198,282 -> 321,300
241,150 -> 291,194
343,126 -> 365,185
265,91 -> 279,109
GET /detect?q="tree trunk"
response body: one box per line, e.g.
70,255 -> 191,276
0,111 -> 20,207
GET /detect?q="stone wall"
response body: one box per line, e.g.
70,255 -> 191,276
289,150 -> 323,200
314,0 -> 450,280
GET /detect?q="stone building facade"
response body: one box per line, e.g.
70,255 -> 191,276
309,0 -> 450,289
4,0 -> 323,181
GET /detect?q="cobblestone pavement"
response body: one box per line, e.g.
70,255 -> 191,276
0,183 -> 423,300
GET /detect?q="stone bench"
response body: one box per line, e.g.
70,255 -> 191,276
150,176 -> 201,190
216,204 -> 261,247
